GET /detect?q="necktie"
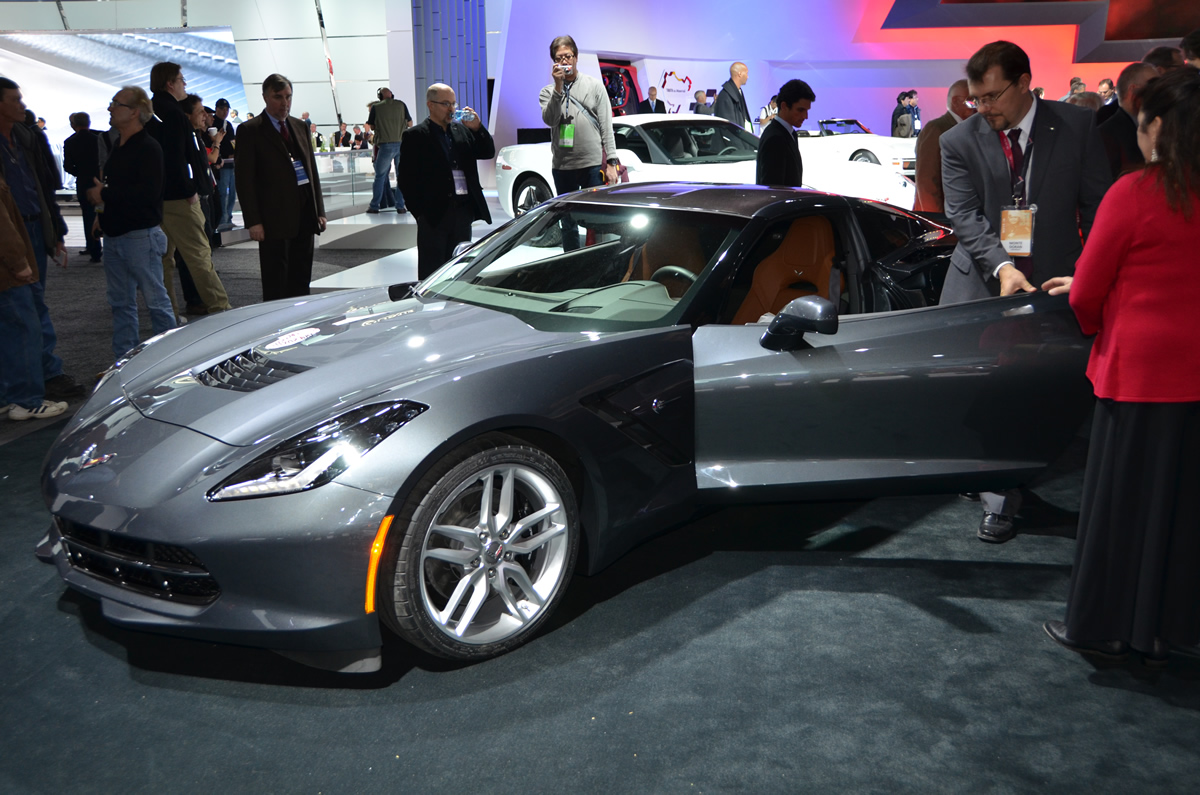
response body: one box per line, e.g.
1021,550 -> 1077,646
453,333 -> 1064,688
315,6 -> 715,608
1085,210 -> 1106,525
1007,129 -> 1023,182
279,119 -> 291,144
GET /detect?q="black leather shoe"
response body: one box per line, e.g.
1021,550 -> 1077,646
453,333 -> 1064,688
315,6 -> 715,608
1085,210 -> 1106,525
44,373 -> 87,400
959,492 -> 980,501
1143,639 -> 1170,669
365,208 -> 380,214
1043,620 -> 1129,661
978,512 -> 1015,543
396,207 -> 408,214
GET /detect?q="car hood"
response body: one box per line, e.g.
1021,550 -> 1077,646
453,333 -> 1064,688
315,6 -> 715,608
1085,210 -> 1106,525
120,290 -> 581,446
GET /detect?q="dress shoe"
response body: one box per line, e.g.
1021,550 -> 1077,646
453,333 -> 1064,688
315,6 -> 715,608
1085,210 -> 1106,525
396,207 -> 408,214
978,512 -> 1015,543
1043,620 -> 1129,661
366,208 -> 380,214
1143,639 -> 1170,669
959,492 -> 981,501
44,373 -> 87,400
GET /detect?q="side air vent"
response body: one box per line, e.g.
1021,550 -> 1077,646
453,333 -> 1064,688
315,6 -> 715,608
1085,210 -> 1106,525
195,349 -> 310,392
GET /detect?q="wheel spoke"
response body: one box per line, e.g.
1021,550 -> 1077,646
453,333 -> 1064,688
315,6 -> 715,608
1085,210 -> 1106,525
453,574 -> 491,638
430,522 -> 482,548
424,546 -> 476,565
509,503 -> 559,537
434,567 -> 483,627
477,470 -> 495,532
495,577 -> 531,624
502,562 -> 544,607
507,520 -> 567,555
494,467 -> 516,531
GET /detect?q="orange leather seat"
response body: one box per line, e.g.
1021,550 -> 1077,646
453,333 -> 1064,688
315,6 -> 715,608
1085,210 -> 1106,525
625,219 -> 708,297
732,216 -> 838,324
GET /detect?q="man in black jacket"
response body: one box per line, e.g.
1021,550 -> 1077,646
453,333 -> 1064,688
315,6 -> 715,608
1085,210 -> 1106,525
63,112 -> 102,261
756,80 -> 814,187
637,86 -> 666,114
398,83 -> 494,279
713,62 -> 752,131
147,61 -> 230,316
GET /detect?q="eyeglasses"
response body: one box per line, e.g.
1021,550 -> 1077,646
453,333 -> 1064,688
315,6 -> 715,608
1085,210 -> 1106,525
430,100 -> 458,109
109,100 -> 138,110
553,53 -> 576,62
965,80 -> 1016,110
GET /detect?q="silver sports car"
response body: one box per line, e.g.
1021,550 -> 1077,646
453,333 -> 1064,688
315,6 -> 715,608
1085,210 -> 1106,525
38,183 -> 1093,672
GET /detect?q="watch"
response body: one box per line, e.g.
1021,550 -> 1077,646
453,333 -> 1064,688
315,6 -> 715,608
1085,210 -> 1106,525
606,157 -> 620,166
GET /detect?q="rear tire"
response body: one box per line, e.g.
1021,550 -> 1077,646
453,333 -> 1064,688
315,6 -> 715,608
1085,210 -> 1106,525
513,175 -> 552,215
379,434 -> 579,661
850,149 -> 880,165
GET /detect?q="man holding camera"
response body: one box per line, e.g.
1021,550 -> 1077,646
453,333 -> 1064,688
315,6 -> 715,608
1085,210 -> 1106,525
539,34 -> 618,198
366,87 -> 412,214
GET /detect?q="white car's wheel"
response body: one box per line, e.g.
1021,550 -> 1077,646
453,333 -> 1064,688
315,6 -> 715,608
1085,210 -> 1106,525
514,175 -> 552,216
380,434 -> 579,661
850,149 -> 880,165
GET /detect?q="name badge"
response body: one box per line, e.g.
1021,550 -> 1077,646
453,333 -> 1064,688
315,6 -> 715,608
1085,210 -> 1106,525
293,159 -> 310,186
452,169 -> 469,195
1000,204 -> 1035,256
559,123 -> 575,148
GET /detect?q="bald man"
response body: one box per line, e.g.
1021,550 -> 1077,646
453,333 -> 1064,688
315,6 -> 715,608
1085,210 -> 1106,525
1098,62 -> 1158,179
913,79 -> 975,213
713,62 -> 752,131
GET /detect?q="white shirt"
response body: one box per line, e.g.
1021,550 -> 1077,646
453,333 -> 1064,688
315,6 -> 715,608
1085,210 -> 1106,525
993,98 -> 1038,278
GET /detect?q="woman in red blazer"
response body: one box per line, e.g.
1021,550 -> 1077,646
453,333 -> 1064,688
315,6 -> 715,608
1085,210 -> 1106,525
1041,68 -> 1200,667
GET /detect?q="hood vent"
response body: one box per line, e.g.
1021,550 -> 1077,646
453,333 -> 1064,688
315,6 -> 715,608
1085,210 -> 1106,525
196,349 -> 311,392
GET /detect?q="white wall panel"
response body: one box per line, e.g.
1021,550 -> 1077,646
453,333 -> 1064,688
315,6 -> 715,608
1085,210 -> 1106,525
327,36 -> 388,82
0,3 -> 66,30
337,83 -> 387,125
321,0 -> 387,38
235,38 -> 331,84
63,1 -> 183,31
189,0 -> 322,41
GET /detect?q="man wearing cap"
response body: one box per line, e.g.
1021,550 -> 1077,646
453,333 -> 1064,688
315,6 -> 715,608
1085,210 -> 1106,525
365,87 -> 412,214
212,98 -> 237,231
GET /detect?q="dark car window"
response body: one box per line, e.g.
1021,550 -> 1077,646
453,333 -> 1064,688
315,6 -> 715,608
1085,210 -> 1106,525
637,119 -> 758,165
614,125 -> 652,163
856,205 -> 923,262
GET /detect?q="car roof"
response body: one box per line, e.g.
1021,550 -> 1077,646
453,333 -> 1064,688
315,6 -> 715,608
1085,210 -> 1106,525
616,113 -> 737,125
552,181 -> 854,218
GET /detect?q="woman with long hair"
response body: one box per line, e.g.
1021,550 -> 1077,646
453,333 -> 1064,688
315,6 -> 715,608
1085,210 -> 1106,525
1042,67 -> 1200,666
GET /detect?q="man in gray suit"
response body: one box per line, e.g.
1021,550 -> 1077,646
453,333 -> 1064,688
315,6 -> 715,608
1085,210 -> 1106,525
939,40 -> 1111,543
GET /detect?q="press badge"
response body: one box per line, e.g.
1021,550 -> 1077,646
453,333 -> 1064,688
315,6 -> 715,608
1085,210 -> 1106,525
558,122 -> 575,148
1000,204 -> 1035,256
293,159 -> 310,186
452,169 -> 469,195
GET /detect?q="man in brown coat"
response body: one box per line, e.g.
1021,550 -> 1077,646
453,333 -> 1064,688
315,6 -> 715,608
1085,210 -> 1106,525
234,73 -> 327,301
913,79 -> 974,213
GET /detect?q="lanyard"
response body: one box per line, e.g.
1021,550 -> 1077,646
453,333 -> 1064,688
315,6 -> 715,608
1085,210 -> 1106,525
998,130 -> 1034,206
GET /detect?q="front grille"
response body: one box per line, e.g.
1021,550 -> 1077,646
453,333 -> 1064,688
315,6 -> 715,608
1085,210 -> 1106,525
196,349 -> 310,392
58,519 -> 221,605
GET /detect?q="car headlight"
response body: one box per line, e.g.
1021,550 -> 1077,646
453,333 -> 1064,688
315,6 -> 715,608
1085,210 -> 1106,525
94,326 -> 187,394
207,401 -> 428,501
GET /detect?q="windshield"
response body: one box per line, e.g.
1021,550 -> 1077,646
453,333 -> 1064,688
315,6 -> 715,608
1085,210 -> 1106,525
420,202 -> 746,332
819,119 -> 871,135
633,119 -> 759,165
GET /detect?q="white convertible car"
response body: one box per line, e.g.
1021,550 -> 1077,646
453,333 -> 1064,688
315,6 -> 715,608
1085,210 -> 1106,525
496,114 -> 915,218
801,118 -> 916,177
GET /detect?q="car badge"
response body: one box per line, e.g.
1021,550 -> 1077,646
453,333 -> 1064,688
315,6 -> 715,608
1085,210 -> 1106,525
76,443 -> 117,471
265,327 -> 321,350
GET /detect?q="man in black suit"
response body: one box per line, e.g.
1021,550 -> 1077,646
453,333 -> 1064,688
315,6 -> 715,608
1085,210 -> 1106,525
1098,61 -> 1156,179
755,79 -> 814,187
638,86 -> 666,114
398,83 -> 494,280
939,40 -> 1111,543
713,62 -> 752,132
62,112 -> 102,261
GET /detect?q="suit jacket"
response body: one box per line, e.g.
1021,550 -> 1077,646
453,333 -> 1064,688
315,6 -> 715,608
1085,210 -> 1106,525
913,111 -> 958,213
713,80 -> 750,129
939,98 -> 1112,304
233,113 -> 325,240
1098,108 -> 1143,179
398,118 -> 494,226
62,129 -> 101,198
694,103 -> 713,116
335,131 -> 352,148
638,98 -> 666,114
756,119 -> 803,187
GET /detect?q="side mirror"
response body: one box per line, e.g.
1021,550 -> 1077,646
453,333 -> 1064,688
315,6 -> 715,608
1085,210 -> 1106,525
759,295 -> 838,352
615,148 -> 643,168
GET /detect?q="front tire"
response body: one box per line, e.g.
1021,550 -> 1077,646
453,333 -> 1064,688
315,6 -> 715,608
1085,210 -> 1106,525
850,149 -> 880,165
380,435 -> 579,661
513,174 -> 552,215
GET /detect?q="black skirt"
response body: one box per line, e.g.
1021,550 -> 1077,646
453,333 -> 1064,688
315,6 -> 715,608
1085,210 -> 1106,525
1065,398 -> 1200,653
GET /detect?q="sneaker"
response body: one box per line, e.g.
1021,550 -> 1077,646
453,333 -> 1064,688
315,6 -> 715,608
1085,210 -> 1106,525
44,373 -> 87,400
9,400 -> 68,421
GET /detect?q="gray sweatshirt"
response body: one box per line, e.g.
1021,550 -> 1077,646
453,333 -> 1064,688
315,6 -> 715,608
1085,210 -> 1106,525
539,72 -> 617,170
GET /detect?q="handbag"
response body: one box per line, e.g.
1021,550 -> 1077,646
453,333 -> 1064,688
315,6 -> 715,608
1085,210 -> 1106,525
565,94 -> 630,184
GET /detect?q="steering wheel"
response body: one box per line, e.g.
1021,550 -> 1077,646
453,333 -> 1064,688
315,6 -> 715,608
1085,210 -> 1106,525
649,265 -> 698,285
717,146 -> 738,156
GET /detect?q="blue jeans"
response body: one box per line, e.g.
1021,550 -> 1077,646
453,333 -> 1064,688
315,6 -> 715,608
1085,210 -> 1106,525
551,166 -> 606,251
24,220 -> 64,380
370,142 -> 405,210
216,164 -> 237,226
103,226 -> 175,361
0,283 -> 45,409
